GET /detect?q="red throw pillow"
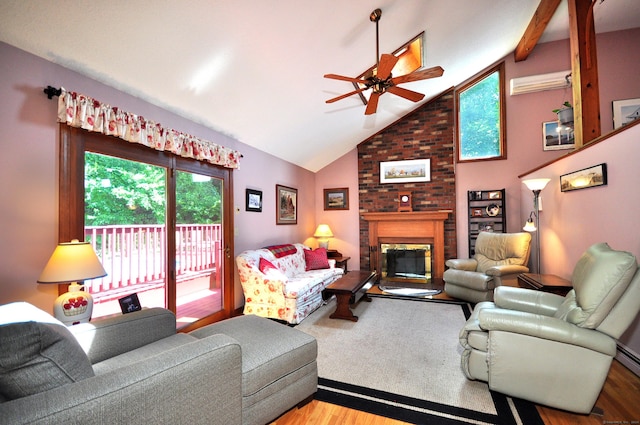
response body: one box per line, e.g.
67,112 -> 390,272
304,248 -> 330,271
259,257 -> 279,274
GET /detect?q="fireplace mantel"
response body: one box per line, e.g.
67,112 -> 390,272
362,210 -> 451,280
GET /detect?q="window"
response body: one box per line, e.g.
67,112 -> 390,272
456,62 -> 506,162
59,126 -> 234,331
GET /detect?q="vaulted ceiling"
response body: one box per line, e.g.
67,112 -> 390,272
1,1 -> 638,171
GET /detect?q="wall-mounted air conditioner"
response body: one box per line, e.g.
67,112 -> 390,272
510,70 -> 572,96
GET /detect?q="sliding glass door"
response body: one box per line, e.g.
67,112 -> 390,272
59,125 -> 234,329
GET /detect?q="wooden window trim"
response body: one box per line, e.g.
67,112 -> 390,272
455,62 -> 507,163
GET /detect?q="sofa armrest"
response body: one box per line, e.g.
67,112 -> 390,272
493,286 -> 565,317
445,258 -> 478,271
477,308 -> 616,356
1,334 -> 243,425
69,307 -> 177,364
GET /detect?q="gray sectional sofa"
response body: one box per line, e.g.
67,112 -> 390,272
0,302 -> 317,424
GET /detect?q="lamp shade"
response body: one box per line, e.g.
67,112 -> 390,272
38,240 -> 107,325
38,240 -> 107,284
523,218 -> 537,232
522,178 -> 551,191
313,224 -> 334,239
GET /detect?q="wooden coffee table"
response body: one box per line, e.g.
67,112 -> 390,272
324,271 -> 377,321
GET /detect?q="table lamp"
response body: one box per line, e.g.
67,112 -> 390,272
313,224 -> 334,249
38,239 -> 107,325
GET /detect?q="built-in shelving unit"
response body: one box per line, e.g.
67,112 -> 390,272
468,189 -> 506,256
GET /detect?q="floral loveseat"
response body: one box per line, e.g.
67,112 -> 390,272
236,243 -> 344,324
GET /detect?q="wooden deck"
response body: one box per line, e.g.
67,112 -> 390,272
92,275 -> 223,328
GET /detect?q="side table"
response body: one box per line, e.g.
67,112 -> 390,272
517,273 -> 572,296
332,256 -> 350,273
327,249 -> 350,273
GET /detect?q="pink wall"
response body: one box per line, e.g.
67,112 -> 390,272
0,41 -> 316,311
520,122 -> 640,373
314,149 -> 361,271
455,28 -> 640,256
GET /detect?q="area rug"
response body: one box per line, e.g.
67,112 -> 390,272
296,297 -> 543,425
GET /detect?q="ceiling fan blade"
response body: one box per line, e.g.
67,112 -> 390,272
324,73 -> 369,84
391,66 -> 444,85
386,86 -> 425,103
326,86 -> 370,104
365,92 -> 381,115
377,54 -> 399,80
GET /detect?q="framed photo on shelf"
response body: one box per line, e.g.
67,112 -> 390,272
323,188 -> 349,210
543,121 -> 575,151
118,293 -> 142,314
245,189 -> 262,212
471,208 -> 484,217
380,159 -> 431,183
276,184 -> 297,225
488,191 -> 502,199
612,98 -> 640,129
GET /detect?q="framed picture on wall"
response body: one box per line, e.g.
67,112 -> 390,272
323,188 -> 349,210
245,189 -> 262,212
542,121 -> 575,151
612,98 -> 640,129
276,184 -> 297,225
380,159 -> 431,183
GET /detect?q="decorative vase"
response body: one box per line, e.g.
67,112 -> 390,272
53,283 -> 93,325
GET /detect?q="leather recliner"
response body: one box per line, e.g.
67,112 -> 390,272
459,242 -> 640,414
443,232 -> 532,303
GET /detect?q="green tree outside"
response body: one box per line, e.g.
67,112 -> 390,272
85,153 -> 221,226
459,71 -> 501,160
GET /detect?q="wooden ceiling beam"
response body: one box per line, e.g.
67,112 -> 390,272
568,0 -> 601,147
514,0 -> 562,62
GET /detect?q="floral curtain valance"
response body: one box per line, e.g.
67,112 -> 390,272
57,88 -> 242,169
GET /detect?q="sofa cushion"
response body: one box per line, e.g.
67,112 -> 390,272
0,302 -> 95,400
304,248 -> 329,271
259,257 -> 277,274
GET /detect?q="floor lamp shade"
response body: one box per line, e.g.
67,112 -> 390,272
38,240 -> 107,325
522,178 -> 550,274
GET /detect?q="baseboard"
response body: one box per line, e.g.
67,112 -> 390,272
616,342 -> 640,377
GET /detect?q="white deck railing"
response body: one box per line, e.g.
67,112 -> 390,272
84,224 -> 222,297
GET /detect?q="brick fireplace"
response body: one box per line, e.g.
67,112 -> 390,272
358,89 -> 457,273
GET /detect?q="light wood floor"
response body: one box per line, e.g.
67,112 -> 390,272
271,357 -> 640,425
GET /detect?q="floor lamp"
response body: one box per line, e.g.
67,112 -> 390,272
522,178 -> 550,276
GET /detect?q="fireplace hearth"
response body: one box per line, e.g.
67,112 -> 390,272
362,211 -> 451,281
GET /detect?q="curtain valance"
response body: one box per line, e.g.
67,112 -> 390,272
57,88 -> 241,169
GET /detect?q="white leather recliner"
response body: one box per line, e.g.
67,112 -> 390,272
443,232 -> 532,303
459,242 -> 640,414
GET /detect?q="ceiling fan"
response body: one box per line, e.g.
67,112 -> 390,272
324,8 -> 444,115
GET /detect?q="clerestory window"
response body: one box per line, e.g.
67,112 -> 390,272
455,62 -> 506,162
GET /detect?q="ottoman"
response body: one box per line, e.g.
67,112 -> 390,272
190,314 -> 317,425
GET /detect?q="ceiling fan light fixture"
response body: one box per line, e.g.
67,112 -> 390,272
324,8 -> 443,115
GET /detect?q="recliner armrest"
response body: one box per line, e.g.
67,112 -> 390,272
69,307 -> 177,364
445,258 -> 478,271
484,264 -> 529,276
493,286 -> 565,317
477,308 -> 616,356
